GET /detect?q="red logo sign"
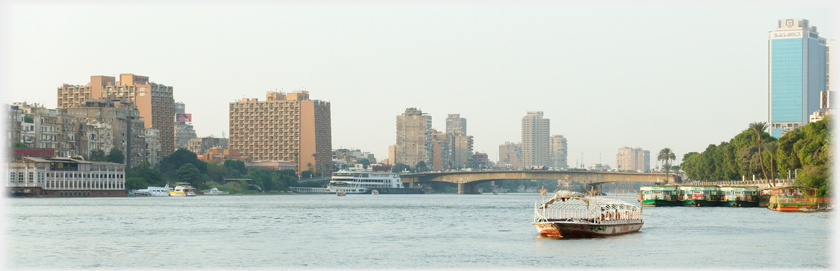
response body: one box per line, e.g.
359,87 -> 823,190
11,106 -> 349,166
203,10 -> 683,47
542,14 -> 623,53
11,148 -> 55,157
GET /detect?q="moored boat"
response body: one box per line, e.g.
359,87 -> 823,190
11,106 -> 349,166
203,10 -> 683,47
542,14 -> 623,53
203,187 -> 229,195
327,164 -> 423,194
532,190 -> 643,238
767,186 -> 832,212
169,183 -> 196,197
678,186 -> 720,207
719,186 -> 759,207
134,183 -> 171,196
639,185 -> 680,206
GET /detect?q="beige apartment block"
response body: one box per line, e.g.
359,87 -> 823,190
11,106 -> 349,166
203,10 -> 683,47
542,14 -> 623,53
228,91 -> 332,176
450,130 -> 473,169
521,111 -> 550,167
62,99 -> 145,169
498,142 -> 521,169
387,145 -> 397,166
395,108 -> 432,168
58,73 -> 175,157
616,147 -> 650,171
12,103 -> 65,155
550,135 -> 568,169
188,136 -> 228,154
430,130 -> 449,171
76,120 -> 114,159
145,128 -> 162,166
446,114 -> 467,135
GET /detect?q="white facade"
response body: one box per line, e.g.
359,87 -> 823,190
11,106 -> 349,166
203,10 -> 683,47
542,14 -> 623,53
6,157 -> 126,193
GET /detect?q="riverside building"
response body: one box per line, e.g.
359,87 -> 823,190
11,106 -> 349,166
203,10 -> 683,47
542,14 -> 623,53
58,74 -> 175,156
6,150 -> 126,197
550,135 -> 568,169
616,147 -> 650,171
768,18 -> 830,138
228,91 -> 332,176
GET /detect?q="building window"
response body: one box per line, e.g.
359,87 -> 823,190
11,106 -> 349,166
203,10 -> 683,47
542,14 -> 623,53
18,172 -> 24,183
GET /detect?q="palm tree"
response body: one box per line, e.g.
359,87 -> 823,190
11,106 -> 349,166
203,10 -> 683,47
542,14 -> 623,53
749,122 -> 770,183
657,148 -> 676,183
764,141 -> 779,187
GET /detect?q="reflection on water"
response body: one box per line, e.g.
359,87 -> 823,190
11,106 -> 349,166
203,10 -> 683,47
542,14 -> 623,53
6,194 -> 832,269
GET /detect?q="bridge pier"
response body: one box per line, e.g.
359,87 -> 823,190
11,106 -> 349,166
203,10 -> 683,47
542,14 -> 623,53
458,183 -> 480,194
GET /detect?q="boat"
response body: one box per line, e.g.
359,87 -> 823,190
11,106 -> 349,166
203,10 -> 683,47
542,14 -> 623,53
203,187 -> 229,195
758,188 -> 773,207
719,185 -> 759,207
169,183 -> 197,197
327,164 -> 423,194
678,185 -> 720,207
767,185 -> 832,212
532,190 -> 644,238
134,183 -> 171,196
639,185 -> 680,206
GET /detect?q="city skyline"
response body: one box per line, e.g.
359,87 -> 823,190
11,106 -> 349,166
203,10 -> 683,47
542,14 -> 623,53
2,2 -> 836,167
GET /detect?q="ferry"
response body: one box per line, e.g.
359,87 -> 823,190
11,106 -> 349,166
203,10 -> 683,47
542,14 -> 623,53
532,190 -> 644,238
169,183 -> 197,197
719,186 -> 759,207
678,186 -> 720,207
639,185 -> 680,206
767,186 -> 832,212
327,164 -> 423,194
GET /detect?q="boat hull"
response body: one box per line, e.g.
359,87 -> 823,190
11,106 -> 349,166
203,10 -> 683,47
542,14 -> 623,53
641,199 -> 679,207
533,221 -> 643,238
720,200 -> 758,207
680,199 -> 719,207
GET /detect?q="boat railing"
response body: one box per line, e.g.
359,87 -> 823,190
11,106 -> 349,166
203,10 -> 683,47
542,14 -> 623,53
770,196 -> 832,204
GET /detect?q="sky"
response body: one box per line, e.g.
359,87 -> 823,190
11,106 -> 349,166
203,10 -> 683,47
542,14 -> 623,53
1,1 -> 837,169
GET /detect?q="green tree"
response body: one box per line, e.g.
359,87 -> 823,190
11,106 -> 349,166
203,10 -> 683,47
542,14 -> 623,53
12,142 -> 27,148
357,158 -> 371,168
107,149 -> 125,164
223,160 -> 246,173
160,148 -> 207,176
391,163 -> 411,173
206,163 -> 228,183
127,161 -> 164,186
90,150 -> 107,162
125,177 -> 148,190
657,148 -> 676,182
176,163 -> 206,189
748,122 -> 770,182
763,141 -> 779,183
415,161 -> 429,172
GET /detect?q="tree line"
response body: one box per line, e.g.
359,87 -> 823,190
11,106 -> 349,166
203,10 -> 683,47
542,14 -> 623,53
126,149 -> 304,193
681,117 -> 832,196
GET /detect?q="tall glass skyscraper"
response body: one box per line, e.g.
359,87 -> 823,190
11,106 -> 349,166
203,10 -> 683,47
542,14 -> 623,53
768,18 -> 828,138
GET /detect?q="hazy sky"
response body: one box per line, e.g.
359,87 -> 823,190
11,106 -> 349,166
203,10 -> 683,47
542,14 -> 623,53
1,1 -> 836,168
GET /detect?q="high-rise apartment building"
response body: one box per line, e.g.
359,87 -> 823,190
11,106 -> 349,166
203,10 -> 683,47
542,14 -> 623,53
57,74 -> 175,156
450,130 -> 474,169
174,102 -> 197,150
768,18 -> 829,138
188,136 -> 228,154
430,130 -> 450,171
229,91 -> 332,176
498,142 -> 522,169
145,128 -> 162,166
446,114 -> 467,135
616,147 -> 650,171
395,108 -> 432,168
521,111 -> 550,167
549,135 -> 568,169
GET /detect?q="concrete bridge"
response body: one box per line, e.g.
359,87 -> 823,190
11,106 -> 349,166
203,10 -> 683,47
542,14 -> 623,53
400,170 -> 676,194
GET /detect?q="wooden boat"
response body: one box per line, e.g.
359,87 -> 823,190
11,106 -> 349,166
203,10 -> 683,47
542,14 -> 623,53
719,186 -> 759,207
767,186 -> 831,212
532,190 -> 643,238
639,185 -> 680,206
678,185 -> 720,207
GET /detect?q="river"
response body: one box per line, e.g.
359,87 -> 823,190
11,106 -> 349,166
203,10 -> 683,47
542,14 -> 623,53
4,193 -> 834,269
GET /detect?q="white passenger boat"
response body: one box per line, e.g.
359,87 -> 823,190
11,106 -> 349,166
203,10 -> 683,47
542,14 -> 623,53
203,187 -> 230,195
327,164 -> 423,194
135,183 -> 171,197
169,183 -> 196,197
532,190 -> 644,238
